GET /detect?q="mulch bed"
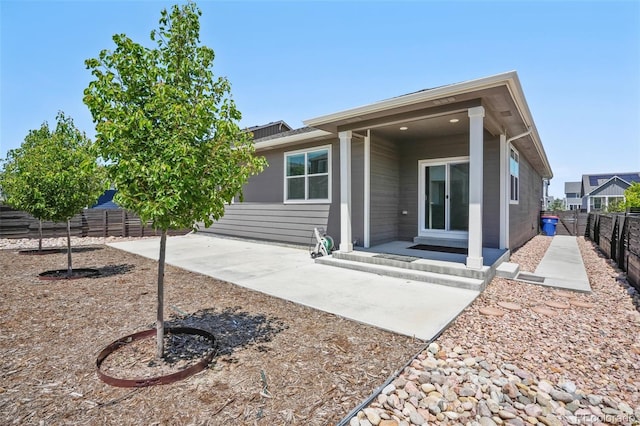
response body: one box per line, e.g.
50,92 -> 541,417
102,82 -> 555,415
0,244 -> 424,425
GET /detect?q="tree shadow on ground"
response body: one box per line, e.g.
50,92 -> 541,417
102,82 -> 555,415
165,307 -> 288,358
72,246 -> 104,253
91,263 -> 136,278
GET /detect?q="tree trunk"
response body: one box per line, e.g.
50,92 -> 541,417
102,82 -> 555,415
66,220 -> 72,278
38,220 -> 43,252
156,229 -> 167,359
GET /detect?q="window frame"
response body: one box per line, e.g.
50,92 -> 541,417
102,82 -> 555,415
283,145 -> 332,204
509,146 -> 520,204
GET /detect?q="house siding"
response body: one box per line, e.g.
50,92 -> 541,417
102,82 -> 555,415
482,136 -> 501,248
202,137 -> 342,245
395,132 -> 500,248
590,179 -> 628,197
397,134 -> 468,241
370,136 -> 400,246
509,152 -> 543,250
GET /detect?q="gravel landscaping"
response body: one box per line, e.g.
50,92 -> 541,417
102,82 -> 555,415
347,236 -> 640,426
1,235 -> 639,425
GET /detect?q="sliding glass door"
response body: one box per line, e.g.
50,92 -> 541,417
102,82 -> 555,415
419,158 -> 469,237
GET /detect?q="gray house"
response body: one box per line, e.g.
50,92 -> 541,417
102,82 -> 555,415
580,173 -> 640,212
203,71 -> 552,272
564,181 -> 582,211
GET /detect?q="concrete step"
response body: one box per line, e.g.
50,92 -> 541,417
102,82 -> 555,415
315,256 -> 486,291
331,250 -> 489,280
496,262 -> 520,279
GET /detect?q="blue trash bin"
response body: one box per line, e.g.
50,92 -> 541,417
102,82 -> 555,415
541,215 -> 559,236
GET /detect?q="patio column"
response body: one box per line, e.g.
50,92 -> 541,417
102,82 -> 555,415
467,106 -> 484,269
364,130 -> 371,248
339,130 -> 353,252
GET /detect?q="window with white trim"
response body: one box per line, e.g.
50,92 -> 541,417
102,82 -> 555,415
284,146 -> 330,202
510,147 -> 520,203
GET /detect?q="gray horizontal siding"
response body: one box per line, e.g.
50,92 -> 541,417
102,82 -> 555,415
199,203 -> 330,246
590,180 -> 628,197
370,137 -> 399,245
397,134 -> 469,241
509,153 -> 543,250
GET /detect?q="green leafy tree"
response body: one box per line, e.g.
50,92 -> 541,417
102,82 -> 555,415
549,199 -> 565,212
624,182 -> 640,209
0,112 -> 105,273
605,198 -> 625,213
84,2 -> 266,358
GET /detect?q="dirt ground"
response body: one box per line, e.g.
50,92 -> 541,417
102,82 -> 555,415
0,245 -> 424,425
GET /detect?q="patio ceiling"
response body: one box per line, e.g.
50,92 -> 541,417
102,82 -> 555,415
367,110 -> 470,142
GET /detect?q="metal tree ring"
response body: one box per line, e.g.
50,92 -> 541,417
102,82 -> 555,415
96,327 -> 216,387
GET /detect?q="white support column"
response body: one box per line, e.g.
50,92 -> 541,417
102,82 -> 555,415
364,130 -> 371,248
339,130 -> 353,252
499,134 -> 509,250
467,106 -> 485,269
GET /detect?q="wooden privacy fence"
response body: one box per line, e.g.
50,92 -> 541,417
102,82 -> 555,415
586,212 -> 640,291
0,204 -> 190,239
541,210 -> 588,236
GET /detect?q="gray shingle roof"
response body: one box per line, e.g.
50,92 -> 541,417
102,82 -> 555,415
253,126 -> 317,142
581,172 -> 640,195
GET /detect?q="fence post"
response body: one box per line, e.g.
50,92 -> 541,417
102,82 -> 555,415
618,214 -> 628,270
611,215 -> 619,261
121,209 -> 126,237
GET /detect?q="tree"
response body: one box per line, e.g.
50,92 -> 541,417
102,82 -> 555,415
624,182 -> 640,209
0,112 -> 105,273
605,198 -> 625,213
84,2 -> 266,358
549,199 -> 565,212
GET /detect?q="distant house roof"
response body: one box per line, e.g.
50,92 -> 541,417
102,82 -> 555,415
91,189 -> 120,209
247,121 -> 292,140
564,181 -> 581,194
254,126 -> 319,143
581,172 -> 640,196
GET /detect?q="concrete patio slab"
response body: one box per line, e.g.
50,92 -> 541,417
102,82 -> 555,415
108,234 -> 480,341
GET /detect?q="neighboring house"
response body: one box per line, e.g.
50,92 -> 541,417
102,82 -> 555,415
564,181 -> 582,211
581,172 -> 640,212
91,189 -> 120,209
247,121 -> 292,139
203,71 -> 553,270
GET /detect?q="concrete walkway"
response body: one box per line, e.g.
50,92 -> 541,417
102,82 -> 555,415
508,235 -> 591,292
532,235 -> 591,292
108,234 -> 480,341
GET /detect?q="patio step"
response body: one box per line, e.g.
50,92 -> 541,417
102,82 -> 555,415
331,250 -> 489,280
315,256 -> 486,290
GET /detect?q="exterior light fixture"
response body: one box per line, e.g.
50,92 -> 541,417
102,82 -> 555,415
449,118 -> 460,123
399,126 -> 408,131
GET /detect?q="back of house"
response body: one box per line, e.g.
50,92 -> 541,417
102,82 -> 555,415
200,71 -> 553,269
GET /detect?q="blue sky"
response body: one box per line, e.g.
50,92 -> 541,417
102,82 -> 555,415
1,0 -> 639,199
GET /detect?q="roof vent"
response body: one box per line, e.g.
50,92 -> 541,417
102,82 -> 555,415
500,111 -> 512,117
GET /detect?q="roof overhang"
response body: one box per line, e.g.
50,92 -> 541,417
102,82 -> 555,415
254,129 -> 333,151
304,71 -> 552,179
249,71 -> 552,179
